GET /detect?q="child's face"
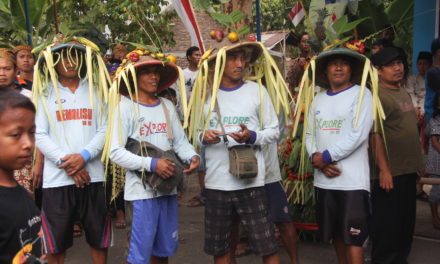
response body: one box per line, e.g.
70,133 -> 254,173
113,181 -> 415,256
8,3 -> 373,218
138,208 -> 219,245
0,107 -> 35,171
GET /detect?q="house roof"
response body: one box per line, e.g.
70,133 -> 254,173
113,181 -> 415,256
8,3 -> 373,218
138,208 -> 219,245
260,30 -> 290,50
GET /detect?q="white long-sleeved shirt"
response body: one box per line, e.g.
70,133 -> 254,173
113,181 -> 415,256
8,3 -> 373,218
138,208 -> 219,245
199,81 -> 279,191
109,97 -> 198,201
305,84 -> 373,191
35,79 -> 107,188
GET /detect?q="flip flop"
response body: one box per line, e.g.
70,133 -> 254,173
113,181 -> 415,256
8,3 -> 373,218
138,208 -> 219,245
73,224 -> 82,238
114,221 -> 126,229
187,196 -> 205,207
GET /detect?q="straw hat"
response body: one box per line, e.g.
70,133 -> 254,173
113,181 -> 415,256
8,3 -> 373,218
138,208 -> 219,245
117,51 -> 178,96
314,47 -> 366,88
205,41 -> 263,65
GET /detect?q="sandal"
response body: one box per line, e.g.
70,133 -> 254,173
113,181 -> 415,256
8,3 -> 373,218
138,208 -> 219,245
114,221 -> 126,229
187,195 -> 205,207
73,224 -> 82,238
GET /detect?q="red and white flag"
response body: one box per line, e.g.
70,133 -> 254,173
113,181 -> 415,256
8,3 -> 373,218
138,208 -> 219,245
329,13 -> 338,34
288,2 -> 305,27
171,0 -> 205,53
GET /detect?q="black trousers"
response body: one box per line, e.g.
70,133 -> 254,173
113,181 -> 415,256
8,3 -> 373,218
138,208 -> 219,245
371,173 -> 417,264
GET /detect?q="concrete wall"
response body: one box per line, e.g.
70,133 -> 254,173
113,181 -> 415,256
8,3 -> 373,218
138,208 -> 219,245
413,0 -> 438,73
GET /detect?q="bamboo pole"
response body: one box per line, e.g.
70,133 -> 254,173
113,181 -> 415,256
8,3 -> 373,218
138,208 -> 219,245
53,0 -> 59,34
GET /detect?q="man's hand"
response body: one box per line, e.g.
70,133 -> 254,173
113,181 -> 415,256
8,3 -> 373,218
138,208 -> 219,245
202,130 -> 222,145
156,159 -> 175,179
58,154 -> 85,176
379,169 -> 394,192
311,152 -> 326,170
183,156 -> 201,174
322,164 -> 341,178
72,168 -> 91,188
229,124 -> 251,143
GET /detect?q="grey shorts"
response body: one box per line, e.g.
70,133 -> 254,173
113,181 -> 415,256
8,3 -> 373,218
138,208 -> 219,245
204,187 -> 278,256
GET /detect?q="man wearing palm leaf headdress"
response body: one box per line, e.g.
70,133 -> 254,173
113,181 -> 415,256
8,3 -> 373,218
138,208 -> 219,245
304,47 -> 373,264
34,38 -> 111,263
107,49 -> 200,264
192,42 -> 283,264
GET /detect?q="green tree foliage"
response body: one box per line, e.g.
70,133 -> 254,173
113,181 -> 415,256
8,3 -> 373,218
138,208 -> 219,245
0,0 -> 176,49
0,0 -> 54,47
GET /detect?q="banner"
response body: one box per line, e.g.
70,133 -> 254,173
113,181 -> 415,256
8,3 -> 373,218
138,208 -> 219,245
171,0 -> 205,53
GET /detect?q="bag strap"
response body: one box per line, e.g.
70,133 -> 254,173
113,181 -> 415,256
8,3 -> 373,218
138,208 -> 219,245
214,99 -> 229,145
159,98 -> 174,148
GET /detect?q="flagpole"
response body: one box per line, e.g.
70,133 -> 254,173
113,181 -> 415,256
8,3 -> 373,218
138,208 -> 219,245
53,0 -> 59,34
23,0 -> 32,45
299,0 -> 316,39
256,0 -> 262,41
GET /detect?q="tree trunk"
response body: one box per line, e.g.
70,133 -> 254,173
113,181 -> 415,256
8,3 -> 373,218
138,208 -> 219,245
223,0 -> 252,31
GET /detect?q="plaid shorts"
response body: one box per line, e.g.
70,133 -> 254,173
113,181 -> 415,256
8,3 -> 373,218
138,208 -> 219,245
204,187 -> 278,256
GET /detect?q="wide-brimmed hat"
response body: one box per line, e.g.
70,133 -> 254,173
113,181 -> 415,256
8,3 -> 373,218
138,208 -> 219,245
206,41 -> 263,65
314,47 -> 366,88
51,42 -> 86,53
117,53 -> 178,96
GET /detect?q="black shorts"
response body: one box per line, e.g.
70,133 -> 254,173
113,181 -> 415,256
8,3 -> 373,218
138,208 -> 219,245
204,187 -> 278,257
315,187 -> 370,247
41,183 -> 112,254
265,181 -> 292,223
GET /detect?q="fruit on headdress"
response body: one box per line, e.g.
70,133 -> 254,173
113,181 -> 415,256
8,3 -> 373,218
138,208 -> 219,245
228,32 -> 239,43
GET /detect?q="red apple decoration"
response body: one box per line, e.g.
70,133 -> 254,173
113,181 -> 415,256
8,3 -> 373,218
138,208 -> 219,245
215,30 -> 224,42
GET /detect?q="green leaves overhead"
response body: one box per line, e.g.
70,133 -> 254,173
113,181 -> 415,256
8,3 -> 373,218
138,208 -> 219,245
324,15 -> 369,44
332,16 -> 370,36
210,10 -> 250,36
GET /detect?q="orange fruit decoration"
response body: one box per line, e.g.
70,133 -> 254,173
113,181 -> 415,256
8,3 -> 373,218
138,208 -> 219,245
167,54 -> 177,64
228,32 -> 239,43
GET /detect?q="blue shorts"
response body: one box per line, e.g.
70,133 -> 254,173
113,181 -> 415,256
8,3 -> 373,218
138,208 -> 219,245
127,195 -> 178,264
265,181 -> 292,223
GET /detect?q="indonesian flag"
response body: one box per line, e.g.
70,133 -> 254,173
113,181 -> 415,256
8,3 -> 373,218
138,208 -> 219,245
329,13 -> 338,34
171,0 -> 205,53
288,2 -> 305,27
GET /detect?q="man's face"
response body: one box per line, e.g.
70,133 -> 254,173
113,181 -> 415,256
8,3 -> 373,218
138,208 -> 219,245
372,44 -> 383,55
222,51 -> 246,84
137,65 -> 161,94
55,52 -> 80,80
299,34 -> 310,53
188,50 -> 201,66
0,58 -> 17,89
0,107 -> 35,171
16,49 -> 35,73
381,29 -> 395,42
417,59 -> 431,76
325,57 -> 352,87
378,59 -> 404,85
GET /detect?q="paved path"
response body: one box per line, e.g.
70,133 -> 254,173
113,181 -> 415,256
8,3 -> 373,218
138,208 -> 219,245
65,179 -> 440,263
